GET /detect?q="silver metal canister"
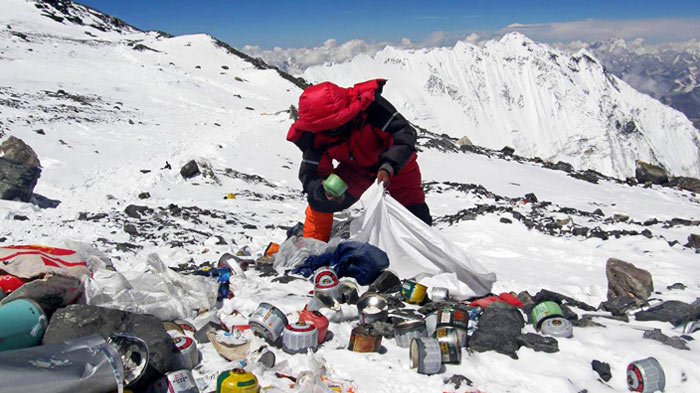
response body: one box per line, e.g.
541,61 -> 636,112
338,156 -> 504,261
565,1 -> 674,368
0,334 -> 124,393
627,357 -> 665,393
249,302 -> 289,343
148,369 -> 200,393
436,306 -> 470,331
410,337 -> 442,375
540,317 -> 573,338
434,326 -> 462,364
357,292 -> 388,324
429,287 -> 450,302
171,336 -> 200,370
282,322 -> 318,354
313,266 -> 340,300
394,319 -> 428,348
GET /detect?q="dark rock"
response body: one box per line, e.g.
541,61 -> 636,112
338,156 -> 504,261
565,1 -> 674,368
499,217 -> 512,224
516,333 -> 559,353
469,303 -> 524,359
600,296 -> 638,316
43,305 -> 173,373
34,129 -> 45,135
532,289 -> 596,312
516,291 -> 535,307
554,161 -> 574,173
0,136 -> 41,167
524,193 -> 538,203
573,315 -> 606,328
641,229 -> 653,238
124,223 -> 139,235
571,170 -> 600,184
560,304 -> 579,321
613,214 -> 629,222
180,160 -> 200,179
643,329 -> 690,350
124,204 -> 152,218
685,234 -> 700,249
635,160 -> 668,185
572,226 -> 589,237
271,275 -> 305,284
667,283 -> 687,290
214,235 -> 227,245
668,176 -> 700,193
500,146 -> 515,156
592,208 -> 604,216
0,157 -> 41,202
635,301 -> 692,325
138,192 -> 151,199
591,360 -> 612,382
443,375 -> 473,388
606,258 -> 653,306
643,218 -> 659,226
115,242 -> 141,252
13,214 -> 28,221
368,271 -> 402,294
588,227 -> 609,240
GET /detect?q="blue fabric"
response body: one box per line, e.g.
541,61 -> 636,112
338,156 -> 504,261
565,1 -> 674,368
291,241 -> 390,285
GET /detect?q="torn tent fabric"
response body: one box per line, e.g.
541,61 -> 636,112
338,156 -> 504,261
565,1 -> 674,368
351,183 -> 497,299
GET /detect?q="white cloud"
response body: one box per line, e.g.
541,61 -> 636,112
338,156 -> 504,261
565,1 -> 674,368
503,18 -> 700,44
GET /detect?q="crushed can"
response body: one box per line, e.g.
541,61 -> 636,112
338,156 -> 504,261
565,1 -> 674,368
149,369 -> 199,393
313,266 -> 340,300
627,357 -> 665,393
0,298 -> 48,352
0,334 -> 125,393
540,317 -> 573,338
282,322 -> 318,354
172,336 -> 201,370
401,279 -> 427,304
249,302 -> 288,343
217,368 -> 260,393
248,346 -> 275,369
394,319 -> 428,348
299,308 -> 330,344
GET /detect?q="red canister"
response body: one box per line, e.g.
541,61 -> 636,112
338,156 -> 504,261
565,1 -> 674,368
299,307 -> 329,344
0,275 -> 25,296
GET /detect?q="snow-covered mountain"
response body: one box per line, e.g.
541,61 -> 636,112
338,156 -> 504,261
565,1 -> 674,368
304,33 -> 700,180
2,2 -> 700,393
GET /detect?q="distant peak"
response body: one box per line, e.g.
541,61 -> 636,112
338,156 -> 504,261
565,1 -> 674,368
499,31 -> 535,46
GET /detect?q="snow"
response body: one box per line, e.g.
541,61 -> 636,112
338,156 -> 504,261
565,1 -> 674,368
1,1 -> 699,393
304,33 -> 700,180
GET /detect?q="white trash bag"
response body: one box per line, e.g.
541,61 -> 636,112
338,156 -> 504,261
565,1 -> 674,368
351,183 -> 496,299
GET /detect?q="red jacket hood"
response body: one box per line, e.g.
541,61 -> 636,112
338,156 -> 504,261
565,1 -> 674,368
291,79 -> 386,134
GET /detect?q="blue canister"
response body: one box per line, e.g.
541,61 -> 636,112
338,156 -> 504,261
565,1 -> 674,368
0,299 -> 48,352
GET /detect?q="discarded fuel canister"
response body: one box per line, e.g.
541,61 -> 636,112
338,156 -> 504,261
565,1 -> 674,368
357,292 -> 389,324
148,369 -> 200,393
172,336 -> 200,370
282,322 -> 318,354
348,324 -> 382,353
436,306 -> 470,331
0,334 -> 125,393
323,173 -> 348,198
0,298 -> 48,352
434,326 -> 462,364
249,302 -> 288,343
307,292 -> 341,312
299,308 -> 330,344
401,279 -> 427,304
429,287 -> 449,302
627,357 -> 665,393
339,279 -> 360,304
248,346 -> 275,369
164,321 -> 185,338
540,317 -> 573,338
313,266 -> 340,300
531,301 -> 564,330
394,319 -> 428,348
410,337 -> 442,375
217,368 -> 260,393
175,319 -> 196,335
107,333 -> 150,387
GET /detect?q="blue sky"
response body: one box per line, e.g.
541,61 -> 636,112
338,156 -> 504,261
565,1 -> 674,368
79,0 -> 700,48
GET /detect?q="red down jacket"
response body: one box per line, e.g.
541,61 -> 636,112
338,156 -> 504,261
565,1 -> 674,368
287,79 -> 425,212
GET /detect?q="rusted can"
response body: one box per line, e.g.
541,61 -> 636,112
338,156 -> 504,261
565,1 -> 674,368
434,326 -> 462,364
348,324 -> 382,353
249,303 -> 288,343
394,319 -> 428,348
313,267 -> 340,300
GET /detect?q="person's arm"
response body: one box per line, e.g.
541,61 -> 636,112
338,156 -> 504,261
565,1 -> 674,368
366,95 -> 417,177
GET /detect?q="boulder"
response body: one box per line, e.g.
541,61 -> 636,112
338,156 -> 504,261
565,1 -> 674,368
516,333 -> 559,353
634,300 -> 692,325
43,305 -> 173,373
0,137 -> 42,202
456,136 -> 473,147
500,146 -> 515,156
124,204 -> 152,218
685,234 -> 700,249
469,302 -> 524,359
668,176 -> 700,193
606,258 -> 653,306
635,160 -> 668,185
591,360 -> 612,382
180,160 -> 200,179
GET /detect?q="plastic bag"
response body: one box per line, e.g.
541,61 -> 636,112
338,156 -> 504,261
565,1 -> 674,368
351,183 -> 496,299
273,235 -> 332,269
82,253 -> 217,321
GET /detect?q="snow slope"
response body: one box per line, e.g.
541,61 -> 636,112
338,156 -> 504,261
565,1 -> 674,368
1,1 -> 699,393
304,33 -> 700,180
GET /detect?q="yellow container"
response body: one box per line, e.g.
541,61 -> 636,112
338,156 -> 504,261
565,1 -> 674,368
400,280 -> 427,304
217,368 -> 259,393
